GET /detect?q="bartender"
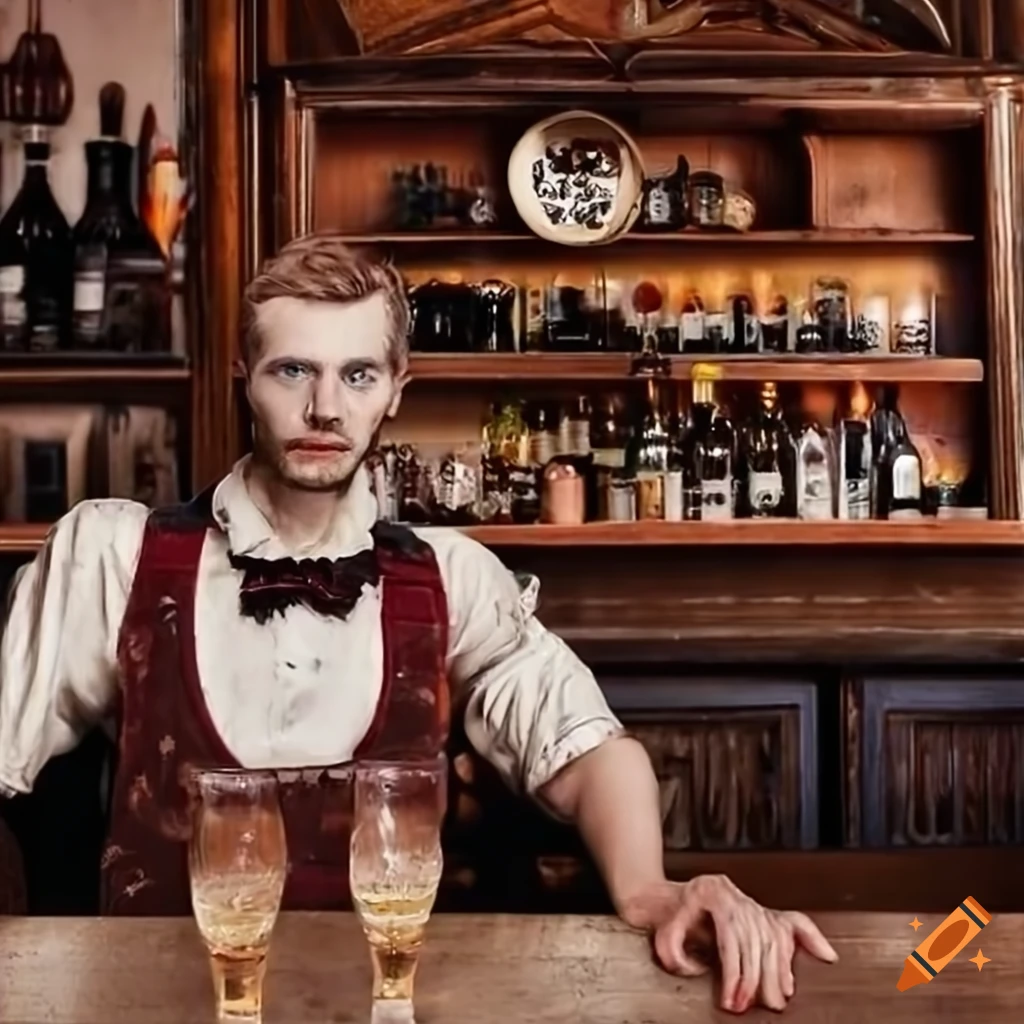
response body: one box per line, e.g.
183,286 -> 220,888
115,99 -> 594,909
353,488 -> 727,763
0,235 -> 835,1014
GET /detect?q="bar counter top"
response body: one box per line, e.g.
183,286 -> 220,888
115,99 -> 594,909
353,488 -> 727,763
0,911 -> 1015,1022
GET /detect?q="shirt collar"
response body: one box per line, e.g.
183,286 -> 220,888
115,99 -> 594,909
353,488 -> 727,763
211,455 -> 378,561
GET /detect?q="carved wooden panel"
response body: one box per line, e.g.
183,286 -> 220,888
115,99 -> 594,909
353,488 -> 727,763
853,677 -> 1024,847
603,679 -> 819,848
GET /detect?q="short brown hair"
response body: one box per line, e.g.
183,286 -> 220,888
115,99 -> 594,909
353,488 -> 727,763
241,234 -> 410,371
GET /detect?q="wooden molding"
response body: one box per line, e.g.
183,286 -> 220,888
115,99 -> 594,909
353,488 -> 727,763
983,81 -> 1024,520
192,0 -> 244,490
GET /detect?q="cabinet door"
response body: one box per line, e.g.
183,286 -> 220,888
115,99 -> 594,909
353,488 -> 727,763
603,679 -> 818,853
852,678 -> 1024,847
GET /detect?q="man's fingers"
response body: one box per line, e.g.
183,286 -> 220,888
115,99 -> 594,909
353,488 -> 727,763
711,904 -> 761,1014
785,911 -> 839,963
759,934 -> 786,1012
734,908 -> 763,1014
777,920 -> 796,998
653,914 -> 711,978
709,906 -> 742,1011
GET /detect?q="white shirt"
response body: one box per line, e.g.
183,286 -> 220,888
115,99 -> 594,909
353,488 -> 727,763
0,458 -> 622,802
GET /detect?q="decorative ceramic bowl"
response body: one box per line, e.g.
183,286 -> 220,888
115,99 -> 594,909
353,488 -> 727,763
507,110 -> 646,246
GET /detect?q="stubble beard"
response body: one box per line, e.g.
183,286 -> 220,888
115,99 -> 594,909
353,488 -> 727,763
251,422 -> 383,493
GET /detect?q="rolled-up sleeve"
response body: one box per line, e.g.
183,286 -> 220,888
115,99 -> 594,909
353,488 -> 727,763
0,500 -> 147,796
421,529 -> 623,798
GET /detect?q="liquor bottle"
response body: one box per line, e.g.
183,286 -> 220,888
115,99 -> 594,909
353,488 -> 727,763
726,292 -> 760,354
869,384 -> 901,517
837,383 -> 873,520
742,381 -> 795,518
0,129 -> 72,352
871,387 -> 923,519
73,82 -> 168,351
590,395 -> 627,520
679,288 -> 707,354
795,419 -> 836,520
627,379 -> 670,520
681,373 -> 735,520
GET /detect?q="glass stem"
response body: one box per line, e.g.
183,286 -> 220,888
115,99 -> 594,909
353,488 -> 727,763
210,950 -> 267,1023
370,942 -> 420,1001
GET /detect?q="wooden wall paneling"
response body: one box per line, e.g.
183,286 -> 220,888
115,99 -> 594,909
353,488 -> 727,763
841,677 -> 862,848
270,79 -> 303,249
858,677 -> 1024,847
803,132 -> 978,233
983,81 -> 1024,520
600,678 -> 819,849
193,0 -> 244,489
994,0 -> 1024,61
310,112 -> 509,233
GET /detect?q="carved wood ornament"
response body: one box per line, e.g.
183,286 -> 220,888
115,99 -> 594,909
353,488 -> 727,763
334,0 -> 955,56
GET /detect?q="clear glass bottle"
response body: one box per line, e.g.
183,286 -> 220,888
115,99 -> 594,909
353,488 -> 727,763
795,419 -> 836,520
742,381 -> 795,518
590,394 -> 627,520
0,132 -> 72,352
837,383 -> 873,520
627,379 -> 670,520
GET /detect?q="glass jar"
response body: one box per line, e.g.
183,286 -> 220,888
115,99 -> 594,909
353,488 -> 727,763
688,171 -> 725,229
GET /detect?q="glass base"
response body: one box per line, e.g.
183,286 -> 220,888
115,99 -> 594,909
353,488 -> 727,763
210,950 -> 267,1024
371,998 -> 416,1024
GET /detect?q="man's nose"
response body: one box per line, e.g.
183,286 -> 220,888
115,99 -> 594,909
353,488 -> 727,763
306,376 -> 345,427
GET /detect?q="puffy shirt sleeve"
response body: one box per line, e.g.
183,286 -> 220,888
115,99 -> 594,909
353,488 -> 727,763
420,528 -> 623,799
0,500 -> 148,796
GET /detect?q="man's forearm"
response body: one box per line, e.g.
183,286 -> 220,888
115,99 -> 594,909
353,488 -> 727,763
538,735 -> 674,925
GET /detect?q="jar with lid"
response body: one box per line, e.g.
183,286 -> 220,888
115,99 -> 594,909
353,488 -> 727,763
688,171 -> 725,229
813,277 -> 852,353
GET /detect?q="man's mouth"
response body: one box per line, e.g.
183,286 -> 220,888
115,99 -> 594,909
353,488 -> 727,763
287,439 -> 352,453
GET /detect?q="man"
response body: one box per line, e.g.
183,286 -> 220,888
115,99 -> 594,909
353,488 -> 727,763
0,235 -> 835,1014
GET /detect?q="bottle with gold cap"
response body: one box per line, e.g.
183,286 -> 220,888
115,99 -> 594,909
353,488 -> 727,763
681,366 -> 734,520
741,381 -> 795,518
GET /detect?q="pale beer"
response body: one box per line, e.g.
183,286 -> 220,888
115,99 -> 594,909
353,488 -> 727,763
352,881 -> 439,1000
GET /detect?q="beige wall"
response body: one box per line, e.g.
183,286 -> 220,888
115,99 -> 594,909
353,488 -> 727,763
0,0 -> 179,220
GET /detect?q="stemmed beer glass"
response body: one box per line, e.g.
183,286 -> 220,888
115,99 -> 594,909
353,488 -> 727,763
350,757 -> 447,1019
188,769 -> 288,1024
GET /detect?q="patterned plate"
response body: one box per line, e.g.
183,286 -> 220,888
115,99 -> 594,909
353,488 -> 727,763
508,111 -> 645,246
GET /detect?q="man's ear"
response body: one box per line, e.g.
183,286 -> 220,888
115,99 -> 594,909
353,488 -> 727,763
236,357 -> 252,404
386,366 -> 410,419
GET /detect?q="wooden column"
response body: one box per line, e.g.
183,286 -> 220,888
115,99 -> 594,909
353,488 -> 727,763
192,0 -> 244,490
984,79 -> 1024,520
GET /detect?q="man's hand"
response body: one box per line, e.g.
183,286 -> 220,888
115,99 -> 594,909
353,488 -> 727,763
622,875 -> 838,1014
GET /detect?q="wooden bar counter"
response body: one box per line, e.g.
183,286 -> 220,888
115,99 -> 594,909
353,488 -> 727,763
0,912 -> 1015,1023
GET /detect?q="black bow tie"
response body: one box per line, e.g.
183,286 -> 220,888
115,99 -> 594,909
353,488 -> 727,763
230,547 -> 380,625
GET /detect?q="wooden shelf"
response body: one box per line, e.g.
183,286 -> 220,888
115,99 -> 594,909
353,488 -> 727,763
336,229 -> 976,245
408,354 -> 984,383
0,366 -> 191,384
5,518 -> 1016,556
0,524 -> 49,553
452,520 -> 1017,547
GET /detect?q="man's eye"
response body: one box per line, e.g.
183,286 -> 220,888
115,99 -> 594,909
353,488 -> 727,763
277,364 -> 310,380
346,368 -> 377,387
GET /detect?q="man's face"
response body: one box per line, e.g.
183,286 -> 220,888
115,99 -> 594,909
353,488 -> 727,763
246,293 -> 406,491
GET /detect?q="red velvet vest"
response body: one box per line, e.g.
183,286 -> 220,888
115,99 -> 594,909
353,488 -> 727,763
100,496 -> 450,916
